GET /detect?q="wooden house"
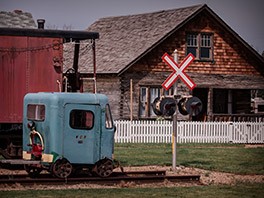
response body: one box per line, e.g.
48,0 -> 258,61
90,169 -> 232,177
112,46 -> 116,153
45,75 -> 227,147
64,4 -> 264,121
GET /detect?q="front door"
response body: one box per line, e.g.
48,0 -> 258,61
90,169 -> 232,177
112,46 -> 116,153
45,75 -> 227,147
63,104 -> 101,164
193,88 -> 208,121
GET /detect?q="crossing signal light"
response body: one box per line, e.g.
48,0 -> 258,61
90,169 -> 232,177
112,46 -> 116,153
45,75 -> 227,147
178,96 -> 202,116
152,96 -> 176,117
152,96 -> 203,117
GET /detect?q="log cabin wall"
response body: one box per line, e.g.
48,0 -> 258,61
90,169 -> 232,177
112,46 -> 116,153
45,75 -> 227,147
83,75 -> 121,120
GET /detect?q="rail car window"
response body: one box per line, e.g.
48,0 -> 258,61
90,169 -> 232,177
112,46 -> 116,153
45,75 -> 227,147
105,104 -> 113,129
27,104 -> 45,121
70,110 -> 94,130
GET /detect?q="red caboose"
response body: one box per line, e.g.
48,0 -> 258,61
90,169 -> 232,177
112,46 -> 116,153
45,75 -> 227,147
0,31 -> 63,159
0,34 -> 63,122
0,26 -> 99,159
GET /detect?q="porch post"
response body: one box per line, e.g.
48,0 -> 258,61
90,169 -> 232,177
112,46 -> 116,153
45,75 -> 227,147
130,79 -> 133,121
207,88 -> 213,121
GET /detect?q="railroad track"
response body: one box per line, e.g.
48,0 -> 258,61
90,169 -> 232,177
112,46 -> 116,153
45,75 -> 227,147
0,170 -> 200,186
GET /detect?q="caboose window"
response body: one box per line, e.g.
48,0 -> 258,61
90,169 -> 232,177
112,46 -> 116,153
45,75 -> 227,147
70,110 -> 94,130
27,104 -> 45,121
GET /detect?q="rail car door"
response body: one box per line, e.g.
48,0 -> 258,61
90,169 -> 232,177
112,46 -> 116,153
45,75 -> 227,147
63,104 -> 101,164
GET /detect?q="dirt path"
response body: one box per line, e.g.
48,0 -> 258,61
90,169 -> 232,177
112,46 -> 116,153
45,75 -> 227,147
122,165 -> 264,186
0,166 -> 263,191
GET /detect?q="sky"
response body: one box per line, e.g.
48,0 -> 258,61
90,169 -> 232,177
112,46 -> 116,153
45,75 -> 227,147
1,0 -> 264,54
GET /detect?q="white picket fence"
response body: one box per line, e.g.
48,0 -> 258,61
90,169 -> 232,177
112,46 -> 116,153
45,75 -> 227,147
114,120 -> 264,144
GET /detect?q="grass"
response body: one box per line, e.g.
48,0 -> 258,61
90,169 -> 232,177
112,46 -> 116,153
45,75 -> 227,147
115,143 -> 172,166
1,143 -> 263,197
178,144 -> 264,174
115,143 -> 264,174
1,183 -> 264,198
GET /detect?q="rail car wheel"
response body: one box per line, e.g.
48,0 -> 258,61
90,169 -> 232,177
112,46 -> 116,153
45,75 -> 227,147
52,158 -> 72,178
94,158 -> 113,178
24,164 -> 42,178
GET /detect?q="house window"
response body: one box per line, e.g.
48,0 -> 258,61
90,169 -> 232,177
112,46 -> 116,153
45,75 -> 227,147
187,34 -> 198,57
187,33 -> 213,60
139,86 -> 173,118
140,86 -> 160,118
150,88 -> 160,117
140,87 -> 147,117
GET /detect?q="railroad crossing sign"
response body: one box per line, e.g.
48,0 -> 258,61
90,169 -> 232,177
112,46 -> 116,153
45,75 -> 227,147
162,53 -> 196,90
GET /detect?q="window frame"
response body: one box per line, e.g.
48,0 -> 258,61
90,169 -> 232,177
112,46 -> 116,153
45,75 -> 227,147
105,104 -> 114,129
69,109 -> 94,130
27,104 -> 45,121
186,33 -> 198,58
186,32 -> 213,61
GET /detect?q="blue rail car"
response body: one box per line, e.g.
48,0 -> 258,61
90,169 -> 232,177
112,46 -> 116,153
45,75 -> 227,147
21,92 -> 116,178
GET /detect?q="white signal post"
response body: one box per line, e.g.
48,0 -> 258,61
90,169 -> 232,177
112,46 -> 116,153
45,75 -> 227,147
161,50 -> 196,170
172,49 -> 178,171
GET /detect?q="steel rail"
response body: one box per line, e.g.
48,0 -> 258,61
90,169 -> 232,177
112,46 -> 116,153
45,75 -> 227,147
0,171 -> 200,186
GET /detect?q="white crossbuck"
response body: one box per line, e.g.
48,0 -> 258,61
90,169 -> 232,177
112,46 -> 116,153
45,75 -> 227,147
162,53 -> 196,90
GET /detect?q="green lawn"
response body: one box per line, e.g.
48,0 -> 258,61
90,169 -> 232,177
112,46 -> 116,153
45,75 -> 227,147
1,184 -> 264,198
1,143 -> 263,197
115,143 -> 264,174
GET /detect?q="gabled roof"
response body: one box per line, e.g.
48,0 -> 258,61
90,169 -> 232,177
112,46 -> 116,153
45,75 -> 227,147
70,4 -> 203,74
67,4 -> 264,75
0,10 -> 36,28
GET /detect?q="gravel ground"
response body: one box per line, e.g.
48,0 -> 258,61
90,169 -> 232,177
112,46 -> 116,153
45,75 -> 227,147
0,166 -> 263,191
123,165 -> 264,186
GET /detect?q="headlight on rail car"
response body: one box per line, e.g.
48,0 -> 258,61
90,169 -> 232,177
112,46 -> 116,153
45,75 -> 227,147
27,121 -> 35,130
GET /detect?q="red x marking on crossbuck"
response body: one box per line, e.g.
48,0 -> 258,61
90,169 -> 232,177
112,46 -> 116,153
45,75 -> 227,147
162,53 -> 196,91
